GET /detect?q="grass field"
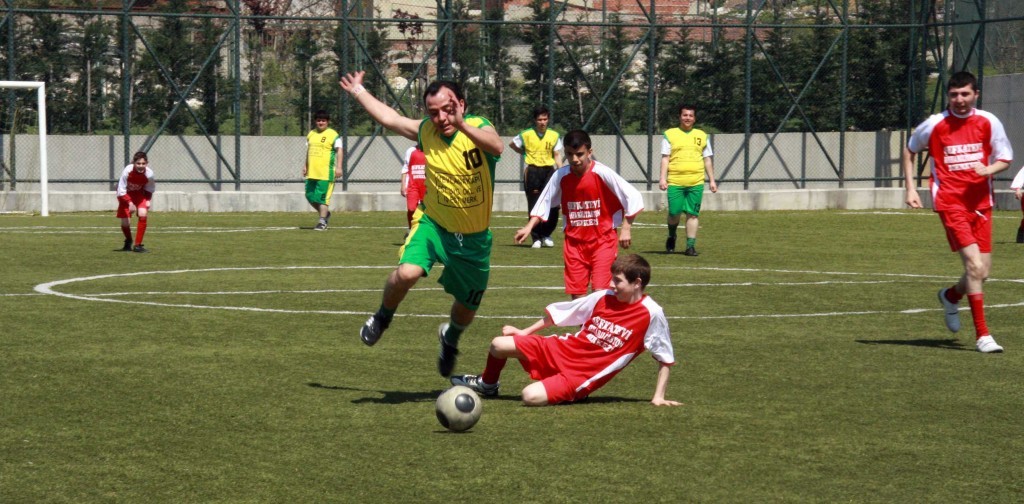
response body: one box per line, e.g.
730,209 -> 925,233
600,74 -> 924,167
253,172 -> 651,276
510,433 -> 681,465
2,209 -> 1023,502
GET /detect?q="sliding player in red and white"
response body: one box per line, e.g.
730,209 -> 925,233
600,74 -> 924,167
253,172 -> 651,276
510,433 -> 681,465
450,254 -> 681,406
514,129 -> 644,298
115,151 -> 156,253
903,71 -> 1013,353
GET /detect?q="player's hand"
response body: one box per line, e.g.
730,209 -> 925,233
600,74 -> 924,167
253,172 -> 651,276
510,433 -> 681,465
501,325 -> 525,336
905,190 -> 923,209
973,163 -> 990,176
618,228 -> 632,249
446,89 -> 465,129
651,398 -> 683,407
658,179 -> 668,191
514,227 -> 531,244
339,71 -> 366,94
1015,189 -> 1022,201
709,180 -> 718,193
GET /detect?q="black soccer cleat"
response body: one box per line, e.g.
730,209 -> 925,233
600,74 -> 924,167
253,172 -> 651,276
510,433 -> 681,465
665,236 -> 676,253
437,323 -> 459,377
132,244 -> 149,253
360,314 -> 388,346
120,239 -> 132,252
1016,226 -> 1024,244
683,247 -> 699,257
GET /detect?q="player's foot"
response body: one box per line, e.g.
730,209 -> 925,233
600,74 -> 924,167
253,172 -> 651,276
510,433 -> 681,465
131,244 -> 148,253
665,236 -> 675,253
976,335 -> 1003,353
120,239 -> 132,252
360,314 -> 388,346
542,237 -> 554,248
450,374 -> 499,397
937,288 -> 961,333
1016,226 -> 1024,243
683,247 -> 699,256
531,240 -> 542,249
437,323 -> 459,377
314,220 -> 327,231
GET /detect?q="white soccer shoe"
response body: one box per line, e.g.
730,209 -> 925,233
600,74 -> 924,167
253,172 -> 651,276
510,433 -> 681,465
937,288 -> 961,333
976,335 -> 1004,353
531,240 -> 542,249
542,237 -> 554,247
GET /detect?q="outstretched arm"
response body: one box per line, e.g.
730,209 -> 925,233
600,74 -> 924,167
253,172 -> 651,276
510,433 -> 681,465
514,216 -> 543,244
650,363 -> 682,406
340,71 -> 421,141
502,315 -> 554,337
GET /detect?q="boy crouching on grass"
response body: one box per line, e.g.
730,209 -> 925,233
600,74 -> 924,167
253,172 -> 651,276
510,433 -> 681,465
450,254 -> 681,407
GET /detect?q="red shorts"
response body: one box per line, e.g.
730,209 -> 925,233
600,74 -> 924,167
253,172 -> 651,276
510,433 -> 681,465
513,335 -> 590,404
405,183 -> 425,212
938,207 -> 991,253
563,235 -> 618,295
116,192 -> 150,219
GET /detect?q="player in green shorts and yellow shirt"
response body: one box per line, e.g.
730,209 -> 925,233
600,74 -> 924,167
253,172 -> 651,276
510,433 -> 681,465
303,109 -> 342,231
659,103 -> 717,256
340,71 -> 504,377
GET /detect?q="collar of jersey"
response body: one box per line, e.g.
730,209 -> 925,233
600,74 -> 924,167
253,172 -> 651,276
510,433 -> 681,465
948,108 -> 976,119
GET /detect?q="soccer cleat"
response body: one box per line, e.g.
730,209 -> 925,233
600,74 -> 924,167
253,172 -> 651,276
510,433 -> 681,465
437,323 -> 459,377
937,288 -> 961,333
132,244 -> 148,253
665,236 -> 676,253
976,335 -> 1004,353
683,247 -> 699,256
450,374 -> 499,397
531,240 -> 542,249
360,314 -> 388,346
542,237 -> 554,248
120,239 -> 132,252
314,220 -> 327,231
1016,226 -> 1024,244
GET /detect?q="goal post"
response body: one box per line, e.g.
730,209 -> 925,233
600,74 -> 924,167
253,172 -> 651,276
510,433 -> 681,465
0,81 -> 48,216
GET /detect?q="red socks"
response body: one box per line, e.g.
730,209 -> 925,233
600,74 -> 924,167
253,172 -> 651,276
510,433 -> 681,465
135,217 -> 148,246
481,353 -> 506,385
967,293 -> 988,339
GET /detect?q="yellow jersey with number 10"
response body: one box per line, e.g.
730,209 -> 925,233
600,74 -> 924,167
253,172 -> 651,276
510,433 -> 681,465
418,115 -> 500,234
664,127 -> 710,187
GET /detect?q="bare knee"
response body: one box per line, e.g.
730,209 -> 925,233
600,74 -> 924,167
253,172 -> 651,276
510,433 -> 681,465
521,382 -> 549,407
965,257 -> 989,282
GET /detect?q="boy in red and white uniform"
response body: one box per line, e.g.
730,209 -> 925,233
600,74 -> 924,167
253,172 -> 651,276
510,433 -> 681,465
399,144 -> 427,230
115,151 -> 156,253
903,71 -> 1013,353
451,254 -> 680,406
514,130 -> 644,298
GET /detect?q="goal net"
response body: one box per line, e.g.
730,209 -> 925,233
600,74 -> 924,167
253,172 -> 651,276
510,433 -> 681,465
0,81 -> 49,216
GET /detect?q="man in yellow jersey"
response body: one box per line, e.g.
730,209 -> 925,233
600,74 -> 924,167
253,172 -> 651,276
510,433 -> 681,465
303,110 -> 343,231
509,106 -> 563,248
340,71 -> 504,377
659,104 -> 717,256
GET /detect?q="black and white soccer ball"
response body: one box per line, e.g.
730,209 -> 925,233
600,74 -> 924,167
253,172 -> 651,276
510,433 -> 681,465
435,385 -> 482,432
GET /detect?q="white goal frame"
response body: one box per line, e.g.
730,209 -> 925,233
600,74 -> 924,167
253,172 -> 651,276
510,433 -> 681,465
0,81 -> 49,216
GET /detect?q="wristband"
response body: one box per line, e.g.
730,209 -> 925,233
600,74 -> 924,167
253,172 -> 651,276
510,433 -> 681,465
351,84 -> 365,97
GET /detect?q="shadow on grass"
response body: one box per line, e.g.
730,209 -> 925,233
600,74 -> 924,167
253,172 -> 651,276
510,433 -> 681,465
307,382 -> 648,405
855,338 -> 971,351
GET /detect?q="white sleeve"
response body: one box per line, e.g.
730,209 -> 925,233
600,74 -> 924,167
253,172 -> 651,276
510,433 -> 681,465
529,167 -> 567,220
907,113 -> 943,153
1010,167 -> 1024,190
641,298 -> 675,365
544,291 -> 605,328
978,110 -> 1013,163
660,136 -> 672,156
512,134 -> 524,149
702,138 -> 713,158
593,162 -> 644,219
143,167 -> 156,193
401,146 -> 414,175
333,137 -> 343,151
554,136 -> 563,153
115,165 -> 131,197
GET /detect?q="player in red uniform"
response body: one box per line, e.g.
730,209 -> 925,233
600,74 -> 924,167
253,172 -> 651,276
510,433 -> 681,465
514,130 -> 644,298
400,144 -> 427,230
115,151 -> 156,253
450,254 -> 680,406
903,71 -> 1014,353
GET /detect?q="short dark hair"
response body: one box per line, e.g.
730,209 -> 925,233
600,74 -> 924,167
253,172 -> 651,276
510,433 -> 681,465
611,254 -> 651,289
948,71 -> 978,92
423,80 -> 464,104
563,130 -> 592,151
314,109 -> 330,121
533,106 -> 550,119
132,151 -> 148,163
678,103 -> 696,115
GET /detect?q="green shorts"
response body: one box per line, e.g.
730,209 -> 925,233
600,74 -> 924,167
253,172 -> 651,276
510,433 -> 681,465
667,184 -> 704,217
399,212 -> 492,310
305,179 -> 334,205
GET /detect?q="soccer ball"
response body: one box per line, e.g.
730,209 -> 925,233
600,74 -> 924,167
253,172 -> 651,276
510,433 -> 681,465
435,385 -> 482,432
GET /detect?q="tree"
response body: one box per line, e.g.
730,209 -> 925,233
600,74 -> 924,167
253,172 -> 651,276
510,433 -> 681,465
241,0 -> 290,135
135,0 -> 197,134
21,4 -> 73,132
70,0 -> 117,133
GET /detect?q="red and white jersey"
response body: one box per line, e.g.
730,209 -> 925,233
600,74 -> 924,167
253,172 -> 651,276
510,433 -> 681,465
401,146 -> 427,190
544,290 -> 675,394
115,165 -> 156,197
907,108 -> 1013,212
530,160 -> 643,242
